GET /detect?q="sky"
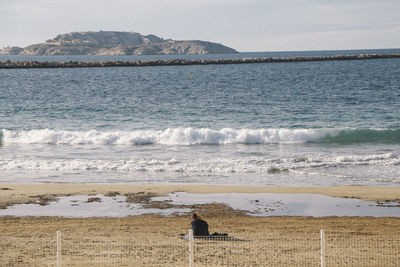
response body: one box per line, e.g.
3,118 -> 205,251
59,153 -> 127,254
1,0 -> 400,52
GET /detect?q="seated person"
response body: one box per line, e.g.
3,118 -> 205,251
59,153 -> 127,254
191,212 -> 210,236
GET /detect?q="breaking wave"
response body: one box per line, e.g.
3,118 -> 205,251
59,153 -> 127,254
0,153 -> 398,174
1,128 -> 399,146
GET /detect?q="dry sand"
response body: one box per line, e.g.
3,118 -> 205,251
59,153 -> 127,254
1,184 -> 400,266
1,214 -> 400,266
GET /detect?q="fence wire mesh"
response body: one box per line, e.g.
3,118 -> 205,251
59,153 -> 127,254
1,230 -> 399,266
60,232 -> 189,267
0,232 -> 56,267
325,232 -> 400,267
190,234 -> 320,267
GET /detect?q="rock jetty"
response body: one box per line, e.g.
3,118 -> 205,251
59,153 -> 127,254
1,53 -> 399,69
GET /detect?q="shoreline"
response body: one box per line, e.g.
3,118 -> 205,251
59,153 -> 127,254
1,53 -> 399,69
1,183 -> 400,209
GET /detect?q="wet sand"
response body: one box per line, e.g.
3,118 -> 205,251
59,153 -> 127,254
1,183 -> 400,209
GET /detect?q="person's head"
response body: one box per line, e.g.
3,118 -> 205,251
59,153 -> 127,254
192,212 -> 199,220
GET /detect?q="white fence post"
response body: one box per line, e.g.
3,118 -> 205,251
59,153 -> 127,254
57,230 -> 62,267
320,230 -> 325,267
189,229 -> 194,267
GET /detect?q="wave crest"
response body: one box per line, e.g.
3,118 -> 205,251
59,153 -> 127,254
1,128 -> 399,146
0,128 -> 336,145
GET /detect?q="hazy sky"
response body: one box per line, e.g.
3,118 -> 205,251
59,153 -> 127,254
1,0 -> 399,52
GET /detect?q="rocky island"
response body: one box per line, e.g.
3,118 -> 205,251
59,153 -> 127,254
0,31 -> 238,55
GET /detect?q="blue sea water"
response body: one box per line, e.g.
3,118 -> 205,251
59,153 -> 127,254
1,50 -> 400,186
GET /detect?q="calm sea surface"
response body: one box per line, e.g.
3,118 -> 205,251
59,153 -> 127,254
1,50 -> 400,186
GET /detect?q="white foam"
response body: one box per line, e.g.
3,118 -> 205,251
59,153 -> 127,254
334,153 -> 396,163
1,128 -> 339,145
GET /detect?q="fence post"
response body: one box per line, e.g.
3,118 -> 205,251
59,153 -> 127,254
57,230 -> 62,267
189,229 -> 194,267
320,230 -> 325,267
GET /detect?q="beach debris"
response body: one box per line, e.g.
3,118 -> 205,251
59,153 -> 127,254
124,192 -> 176,210
29,194 -> 57,206
105,191 -> 121,197
87,197 -> 102,203
375,200 -> 400,207
125,192 -> 156,203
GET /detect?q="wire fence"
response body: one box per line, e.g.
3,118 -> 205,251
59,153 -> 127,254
325,232 -> 400,266
60,231 -> 189,267
188,233 -> 321,267
1,229 -> 399,266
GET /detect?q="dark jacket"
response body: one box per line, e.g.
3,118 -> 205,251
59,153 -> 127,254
191,219 -> 210,236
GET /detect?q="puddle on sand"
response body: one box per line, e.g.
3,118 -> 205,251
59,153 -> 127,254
0,195 -> 190,218
0,192 -> 399,218
153,192 -> 400,217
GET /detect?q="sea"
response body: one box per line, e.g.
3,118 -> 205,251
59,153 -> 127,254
1,49 -> 400,186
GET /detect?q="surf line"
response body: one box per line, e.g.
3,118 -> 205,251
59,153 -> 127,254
1,53 -> 400,69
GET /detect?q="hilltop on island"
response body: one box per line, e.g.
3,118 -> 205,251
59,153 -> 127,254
0,31 -> 238,56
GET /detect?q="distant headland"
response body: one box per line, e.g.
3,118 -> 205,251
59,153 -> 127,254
0,31 -> 238,56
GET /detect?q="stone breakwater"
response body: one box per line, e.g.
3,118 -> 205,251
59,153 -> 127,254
1,53 -> 399,69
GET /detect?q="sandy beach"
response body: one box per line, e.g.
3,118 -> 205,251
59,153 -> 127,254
1,184 -> 400,266
1,215 -> 400,266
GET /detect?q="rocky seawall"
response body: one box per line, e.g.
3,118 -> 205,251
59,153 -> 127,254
1,53 -> 399,69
